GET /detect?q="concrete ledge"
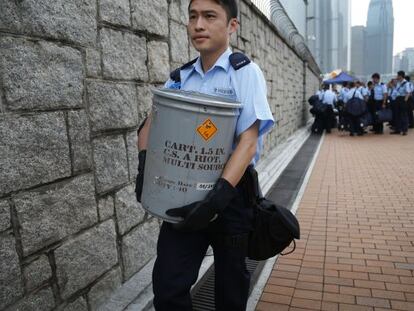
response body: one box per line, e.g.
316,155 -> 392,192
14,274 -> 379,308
98,125 -> 313,311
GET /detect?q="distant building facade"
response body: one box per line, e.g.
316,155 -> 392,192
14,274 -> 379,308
365,0 -> 394,75
351,26 -> 366,77
306,0 -> 351,73
394,48 -> 414,74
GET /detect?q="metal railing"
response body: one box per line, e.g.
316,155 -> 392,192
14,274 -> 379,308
250,0 -> 320,74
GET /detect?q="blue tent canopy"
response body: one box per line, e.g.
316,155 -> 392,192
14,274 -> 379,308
323,72 -> 356,84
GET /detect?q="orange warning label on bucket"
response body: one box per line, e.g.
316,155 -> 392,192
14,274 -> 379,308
197,118 -> 218,141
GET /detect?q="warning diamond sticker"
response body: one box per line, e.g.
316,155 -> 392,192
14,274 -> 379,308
197,118 -> 218,141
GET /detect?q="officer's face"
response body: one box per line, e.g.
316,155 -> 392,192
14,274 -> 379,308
188,0 -> 238,55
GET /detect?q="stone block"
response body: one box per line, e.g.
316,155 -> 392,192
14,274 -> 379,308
0,37 -> 83,111
131,0 -> 168,36
0,112 -> 71,196
68,110 -> 92,173
170,21 -> 189,64
148,41 -> 170,83
62,297 -> 88,311
14,174 -> 98,256
126,131 -> 139,181
0,200 -> 10,231
11,287 -> 55,311
87,267 -> 122,311
24,255 -> 52,292
136,84 -> 153,123
0,233 -> 23,309
122,218 -> 159,280
100,0 -> 130,26
93,135 -> 129,193
98,196 -> 114,221
101,28 -> 147,80
55,220 -> 118,299
86,48 -> 102,77
87,81 -> 138,132
115,185 -> 145,235
0,0 -> 97,46
170,0 -> 189,25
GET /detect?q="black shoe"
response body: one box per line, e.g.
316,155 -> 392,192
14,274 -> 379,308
350,133 -> 355,136
357,132 -> 363,136
390,131 -> 400,135
402,132 -> 407,136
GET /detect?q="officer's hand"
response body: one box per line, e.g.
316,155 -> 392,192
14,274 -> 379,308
135,150 -> 146,203
166,178 -> 238,232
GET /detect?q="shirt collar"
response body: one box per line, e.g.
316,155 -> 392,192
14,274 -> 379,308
182,48 -> 232,83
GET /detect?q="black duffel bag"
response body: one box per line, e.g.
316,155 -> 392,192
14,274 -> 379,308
248,198 -> 300,260
244,166 -> 300,261
345,90 -> 367,117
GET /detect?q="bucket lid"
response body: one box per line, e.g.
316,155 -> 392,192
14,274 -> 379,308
152,88 -> 242,109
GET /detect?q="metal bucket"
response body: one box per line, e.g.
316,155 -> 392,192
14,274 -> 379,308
141,89 -> 242,223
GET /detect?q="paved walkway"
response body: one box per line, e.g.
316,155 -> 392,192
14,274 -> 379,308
256,128 -> 414,311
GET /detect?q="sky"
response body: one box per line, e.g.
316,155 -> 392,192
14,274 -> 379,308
352,0 -> 414,55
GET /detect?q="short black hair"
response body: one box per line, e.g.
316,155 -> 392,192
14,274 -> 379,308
371,73 -> 380,79
398,70 -> 405,78
189,0 -> 238,21
367,81 -> 373,87
406,76 -> 411,82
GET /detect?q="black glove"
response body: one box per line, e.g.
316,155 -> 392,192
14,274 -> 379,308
166,178 -> 238,232
135,150 -> 146,203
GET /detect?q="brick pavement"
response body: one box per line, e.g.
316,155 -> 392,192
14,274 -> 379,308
256,129 -> 414,311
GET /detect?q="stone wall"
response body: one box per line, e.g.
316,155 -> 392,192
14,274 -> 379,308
0,0 -> 319,310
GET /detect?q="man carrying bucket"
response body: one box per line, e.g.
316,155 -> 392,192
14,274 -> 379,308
136,0 -> 274,310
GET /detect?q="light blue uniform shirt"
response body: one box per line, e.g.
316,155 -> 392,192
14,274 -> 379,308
395,80 -> 411,97
164,48 -> 275,165
343,88 -> 364,103
373,83 -> 387,100
338,87 -> 349,101
389,87 -> 398,101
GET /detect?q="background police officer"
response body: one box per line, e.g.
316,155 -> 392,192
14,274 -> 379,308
136,1 -> 274,310
344,82 -> 365,136
371,73 -> 388,134
321,84 -> 337,133
405,76 -> 414,128
392,71 -> 411,135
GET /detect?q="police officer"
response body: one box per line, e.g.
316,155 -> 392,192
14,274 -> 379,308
344,81 -> 365,136
370,73 -> 388,134
392,71 -> 411,135
405,76 -> 414,128
136,1 -> 274,310
321,84 -> 337,133
388,79 -> 398,129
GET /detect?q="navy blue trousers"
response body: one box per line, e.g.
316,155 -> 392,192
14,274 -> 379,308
152,185 -> 253,311
395,97 -> 409,133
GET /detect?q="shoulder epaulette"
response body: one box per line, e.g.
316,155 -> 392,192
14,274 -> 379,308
229,52 -> 251,70
170,58 -> 198,82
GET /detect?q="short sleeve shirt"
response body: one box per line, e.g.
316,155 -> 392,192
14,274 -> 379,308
373,83 -> 388,100
164,48 -> 275,165
396,80 -> 411,97
343,88 -> 364,103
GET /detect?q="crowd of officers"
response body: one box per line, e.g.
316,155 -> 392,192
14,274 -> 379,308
314,71 -> 414,136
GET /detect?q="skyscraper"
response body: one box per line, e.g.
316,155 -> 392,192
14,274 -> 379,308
306,0 -> 351,73
351,26 -> 366,77
365,0 -> 394,75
